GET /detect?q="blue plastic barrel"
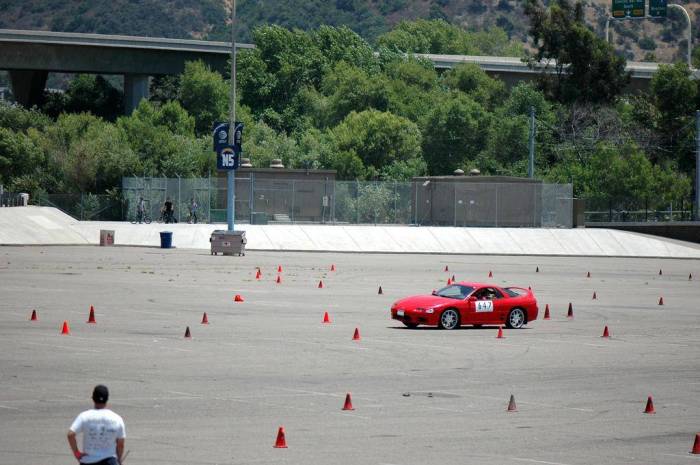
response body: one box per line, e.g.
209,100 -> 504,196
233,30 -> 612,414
159,231 -> 173,249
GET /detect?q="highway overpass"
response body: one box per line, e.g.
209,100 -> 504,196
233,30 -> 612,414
0,28 -> 691,113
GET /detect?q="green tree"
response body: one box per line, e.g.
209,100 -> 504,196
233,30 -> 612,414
442,64 -> 506,109
63,75 -> 124,121
421,94 -> 490,175
330,109 -> 423,179
178,61 -> 228,135
523,0 -> 629,104
0,128 -> 43,185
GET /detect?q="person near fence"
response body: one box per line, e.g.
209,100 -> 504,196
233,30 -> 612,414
67,385 -> 126,465
136,197 -> 146,223
188,198 -> 198,224
162,198 -> 175,223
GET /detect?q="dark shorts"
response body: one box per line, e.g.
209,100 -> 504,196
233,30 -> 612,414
81,458 -> 118,465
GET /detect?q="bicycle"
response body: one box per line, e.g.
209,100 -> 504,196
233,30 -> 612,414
130,211 -> 152,224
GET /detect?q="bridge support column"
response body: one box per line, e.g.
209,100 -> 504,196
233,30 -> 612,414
9,70 -> 48,108
124,74 -> 150,114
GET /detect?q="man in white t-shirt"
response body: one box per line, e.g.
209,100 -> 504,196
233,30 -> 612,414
67,385 -> 126,465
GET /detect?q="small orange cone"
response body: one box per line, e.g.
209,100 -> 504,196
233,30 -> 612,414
234,294 -> 244,302
278,265 -> 282,273
322,311 -> 331,324
536,266 -> 539,273
184,326 -> 191,338
342,393 -> 355,410
452,274 -> 455,282
689,273 -> 693,281
318,280 -> 324,289
507,394 -> 517,412
378,286 -> 383,295
488,271 -> 493,278
444,265 -> 449,272
691,433 -> 700,454
273,427 -> 287,448
30,309 -> 38,321
644,396 -> 655,414
567,303 -> 574,319
276,275 -> 282,284
255,269 -> 261,280
528,286 -> 532,291
658,296 -> 664,306
543,304 -> 550,320
352,327 -> 361,340
201,312 -> 209,324
659,269 -> 663,276
331,264 -> 336,271
587,271 -> 591,278
87,305 -> 96,324
592,291 -> 597,300
447,278 -> 452,285
496,326 -> 504,339
61,320 -> 70,335
601,326 -> 610,338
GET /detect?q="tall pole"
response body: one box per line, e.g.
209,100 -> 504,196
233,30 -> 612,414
528,106 -> 536,178
227,0 -> 237,231
695,110 -> 700,221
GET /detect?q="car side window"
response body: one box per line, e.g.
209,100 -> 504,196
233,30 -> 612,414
489,288 -> 504,299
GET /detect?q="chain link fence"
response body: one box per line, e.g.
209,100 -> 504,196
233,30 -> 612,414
583,197 -> 694,222
123,176 -> 573,227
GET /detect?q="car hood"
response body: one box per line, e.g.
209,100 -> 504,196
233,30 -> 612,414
393,295 -> 456,309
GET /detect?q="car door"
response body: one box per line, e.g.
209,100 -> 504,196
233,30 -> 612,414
470,287 -> 498,324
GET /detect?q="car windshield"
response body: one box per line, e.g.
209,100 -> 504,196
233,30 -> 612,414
435,285 -> 475,300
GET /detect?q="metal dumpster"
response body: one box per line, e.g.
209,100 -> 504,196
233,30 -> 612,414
210,230 -> 246,256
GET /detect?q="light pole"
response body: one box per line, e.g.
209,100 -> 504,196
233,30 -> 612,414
226,0 -> 237,232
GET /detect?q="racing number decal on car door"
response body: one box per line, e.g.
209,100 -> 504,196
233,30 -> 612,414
475,300 -> 494,312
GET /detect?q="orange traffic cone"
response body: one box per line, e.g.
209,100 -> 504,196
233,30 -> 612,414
234,294 -> 244,302
536,266 -> 540,273
318,280 -> 324,289
255,269 -> 261,280
658,296 -> 664,306
567,303 -> 574,319
507,394 -> 517,412
659,269 -> 663,276
61,320 -> 70,335
447,278 -> 452,285
444,265 -> 449,272
691,434 -> 700,454
201,312 -> 209,324
342,393 -> 355,411
322,311 -> 331,324
273,427 -> 287,448
496,326 -> 504,339
689,273 -> 693,281
644,396 -> 655,414
331,264 -> 336,271
276,275 -> 282,284
352,328 -> 361,341
184,326 -> 191,338
601,326 -> 610,338
87,305 -> 96,324
488,271 -> 493,278
452,275 -> 455,282
587,271 -> 591,278
278,265 -> 282,273
30,309 -> 38,321
592,291 -> 597,300
543,304 -> 550,320
378,286 -> 383,295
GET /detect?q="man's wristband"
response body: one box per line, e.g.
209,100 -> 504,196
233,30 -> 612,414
73,450 -> 83,460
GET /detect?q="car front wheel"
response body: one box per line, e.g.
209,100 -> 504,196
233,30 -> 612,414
439,309 -> 460,330
506,308 -> 526,329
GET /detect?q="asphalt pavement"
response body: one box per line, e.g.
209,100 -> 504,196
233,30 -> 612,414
1,246 -> 699,465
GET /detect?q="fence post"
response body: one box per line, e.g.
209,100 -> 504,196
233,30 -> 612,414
394,181 -> 398,224
177,174 -> 181,223
291,180 -> 296,223
453,183 -> 457,227
355,180 -> 360,224
645,197 -> 648,222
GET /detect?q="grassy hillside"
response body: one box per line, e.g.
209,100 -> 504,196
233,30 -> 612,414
0,0 -> 697,63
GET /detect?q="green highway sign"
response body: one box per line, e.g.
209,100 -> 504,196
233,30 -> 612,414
649,0 -> 667,17
612,0 -> 645,18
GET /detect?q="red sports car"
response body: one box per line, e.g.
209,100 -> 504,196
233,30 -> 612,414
390,282 -> 538,330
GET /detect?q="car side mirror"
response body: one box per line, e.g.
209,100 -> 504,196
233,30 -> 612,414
431,290 -> 437,296
468,296 -> 477,302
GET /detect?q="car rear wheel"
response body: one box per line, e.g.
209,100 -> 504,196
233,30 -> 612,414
439,309 -> 460,330
506,308 -> 526,329
403,322 -> 419,329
